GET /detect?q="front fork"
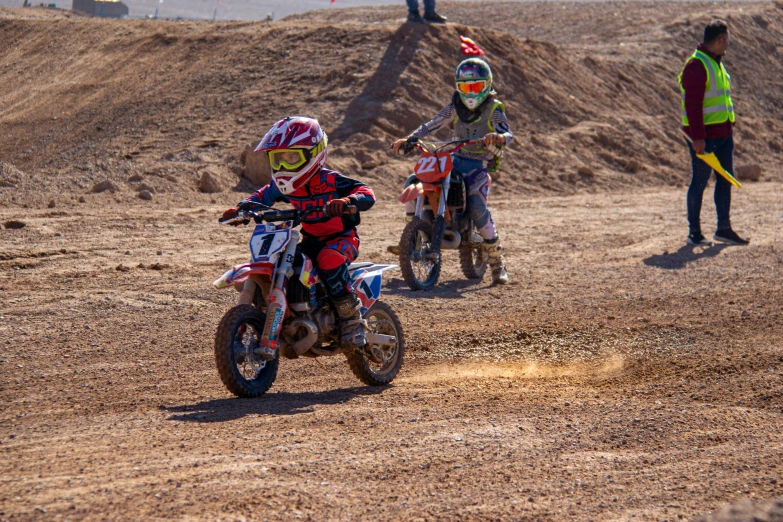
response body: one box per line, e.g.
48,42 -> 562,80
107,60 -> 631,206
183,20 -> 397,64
414,173 -> 450,263
254,232 -> 299,360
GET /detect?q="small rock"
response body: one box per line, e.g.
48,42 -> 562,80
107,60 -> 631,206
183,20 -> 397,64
116,263 -> 130,272
624,159 -> 642,173
138,190 -> 153,201
47,200 -> 56,208
125,250 -> 133,255
156,250 -> 163,255
3,220 -> 26,229
91,180 -> 118,193
735,164 -> 761,182
577,166 -> 595,179
78,196 -> 86,203
198,170 -> 222,193
127,174 -> 144,182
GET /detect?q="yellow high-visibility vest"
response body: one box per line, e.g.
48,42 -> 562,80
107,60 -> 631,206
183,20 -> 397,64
678,50 -> 735,126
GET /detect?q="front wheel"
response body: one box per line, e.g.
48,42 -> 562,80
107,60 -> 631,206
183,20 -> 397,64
346,301 -> 404,386
399,217 -> 441,291
214,305 -> 279,398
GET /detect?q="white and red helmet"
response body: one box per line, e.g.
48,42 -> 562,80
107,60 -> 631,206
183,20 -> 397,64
254,116 -> 328,195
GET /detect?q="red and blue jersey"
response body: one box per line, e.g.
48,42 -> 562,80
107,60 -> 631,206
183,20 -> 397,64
245,168 -> 375,239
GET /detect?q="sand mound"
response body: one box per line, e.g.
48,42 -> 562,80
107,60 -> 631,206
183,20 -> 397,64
1,2 -> 782,201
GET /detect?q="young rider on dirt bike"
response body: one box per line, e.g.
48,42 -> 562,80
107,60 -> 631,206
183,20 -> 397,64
222,116 -> 376,347
392,57 -> 511,285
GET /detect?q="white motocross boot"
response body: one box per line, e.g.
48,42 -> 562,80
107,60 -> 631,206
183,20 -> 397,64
482,237 -> 508,285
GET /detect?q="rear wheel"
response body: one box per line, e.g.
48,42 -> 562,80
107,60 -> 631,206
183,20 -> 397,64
214,305 -> 279,398
346,301 -> 404,386
459,228 -> 488,280
399,217 -> 441,291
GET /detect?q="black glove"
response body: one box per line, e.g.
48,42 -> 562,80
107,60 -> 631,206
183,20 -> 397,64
236,201 -> 254,213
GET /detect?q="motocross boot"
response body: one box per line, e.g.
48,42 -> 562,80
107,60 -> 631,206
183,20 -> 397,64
333,292 -> 367,347
482,237 -> 509,285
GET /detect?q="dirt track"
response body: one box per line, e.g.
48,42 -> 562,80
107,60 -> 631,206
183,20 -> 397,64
2,183 -> 782,520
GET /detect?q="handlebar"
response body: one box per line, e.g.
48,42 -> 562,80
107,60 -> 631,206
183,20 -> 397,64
219,203 -> 357,226
400,137 -> 483,155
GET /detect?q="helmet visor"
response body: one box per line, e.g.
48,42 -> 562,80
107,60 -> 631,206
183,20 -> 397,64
268,149 -> 308,171
457,80 -> 488,95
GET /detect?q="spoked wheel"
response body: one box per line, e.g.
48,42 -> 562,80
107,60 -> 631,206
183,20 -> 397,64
346,301 -> 405,386
399,217 -> 441,290
459,228 -> 488,280
214,304 -> 279,398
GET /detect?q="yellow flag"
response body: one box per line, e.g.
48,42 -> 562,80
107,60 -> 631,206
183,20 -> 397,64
696,152 -> 743,188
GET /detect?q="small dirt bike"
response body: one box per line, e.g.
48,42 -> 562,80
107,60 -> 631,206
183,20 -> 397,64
397,138 -> 489,290
213,203 -> 404,398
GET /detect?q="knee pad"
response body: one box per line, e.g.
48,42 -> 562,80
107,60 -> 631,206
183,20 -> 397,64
320,264 -> 350,298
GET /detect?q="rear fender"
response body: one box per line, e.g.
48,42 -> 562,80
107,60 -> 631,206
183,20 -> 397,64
350,264 -> 397,314
213,262 -> 274,290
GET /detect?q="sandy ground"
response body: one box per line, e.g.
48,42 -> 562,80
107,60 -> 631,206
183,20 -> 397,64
1,182 -> 782,521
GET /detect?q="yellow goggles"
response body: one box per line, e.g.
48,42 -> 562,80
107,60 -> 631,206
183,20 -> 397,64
457,80 -> 487,95
268,149 -> 308,171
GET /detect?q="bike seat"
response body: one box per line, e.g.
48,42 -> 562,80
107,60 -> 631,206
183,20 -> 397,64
348,262 -> 374,272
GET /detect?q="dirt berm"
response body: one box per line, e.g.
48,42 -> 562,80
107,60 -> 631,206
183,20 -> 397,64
1,1 -> 782,203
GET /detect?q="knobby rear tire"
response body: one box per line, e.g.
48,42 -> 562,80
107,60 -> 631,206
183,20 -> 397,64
459,229 -> 488,280
346,301 -> 405,386
214,304 -> 279,398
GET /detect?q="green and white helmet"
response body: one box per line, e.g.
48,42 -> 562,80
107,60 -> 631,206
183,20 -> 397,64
455,58 -> 493,110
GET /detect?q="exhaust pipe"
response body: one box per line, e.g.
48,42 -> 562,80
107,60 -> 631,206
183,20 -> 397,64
441,230 -> 461,250
282,318 -> 319,356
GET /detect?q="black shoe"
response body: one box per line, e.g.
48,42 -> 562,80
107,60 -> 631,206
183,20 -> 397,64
407,10 -> 424,23
713,228 -> 749,245
423,11 -> 447,23
686,232 -> 712,246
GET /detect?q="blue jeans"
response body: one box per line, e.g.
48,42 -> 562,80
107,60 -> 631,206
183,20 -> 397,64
686,135 -> 733,234
406,0 -> 435,13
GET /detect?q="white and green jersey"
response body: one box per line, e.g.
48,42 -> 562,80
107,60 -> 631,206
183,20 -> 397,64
411,98 -> 513,162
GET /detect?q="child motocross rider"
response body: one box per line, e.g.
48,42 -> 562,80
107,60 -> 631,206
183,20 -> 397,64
221,117 -> 376,347
393,57 -> 510,285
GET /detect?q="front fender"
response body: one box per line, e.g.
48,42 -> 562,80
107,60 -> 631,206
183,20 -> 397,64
213,262 -> 274,290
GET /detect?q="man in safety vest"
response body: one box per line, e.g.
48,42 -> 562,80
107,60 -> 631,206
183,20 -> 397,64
678,19 -> 748,246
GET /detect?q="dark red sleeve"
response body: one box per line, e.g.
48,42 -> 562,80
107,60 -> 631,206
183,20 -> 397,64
335,174 -> 375,212
681,59 -> 707,140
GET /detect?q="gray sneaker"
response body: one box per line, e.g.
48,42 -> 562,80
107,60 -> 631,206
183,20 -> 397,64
686,232 -> 712,246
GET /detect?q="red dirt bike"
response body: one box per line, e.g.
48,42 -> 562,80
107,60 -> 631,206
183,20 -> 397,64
213,203 -> 404,398
397,138 -> 489,290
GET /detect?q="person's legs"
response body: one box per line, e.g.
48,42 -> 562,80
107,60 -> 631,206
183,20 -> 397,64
422,0 -> 436,13
464,168 -> 508,285
711,135 -> 733,232
686,139 -> 713,236
316,234 -> 366,346
405,0 -> 419,11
